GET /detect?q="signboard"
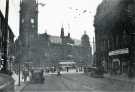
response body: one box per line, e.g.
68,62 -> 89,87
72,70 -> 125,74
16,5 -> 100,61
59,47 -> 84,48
109,48 -> 129,56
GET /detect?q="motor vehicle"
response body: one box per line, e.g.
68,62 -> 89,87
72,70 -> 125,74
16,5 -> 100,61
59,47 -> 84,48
84,66 -> 104,78
30,68 -> 45,83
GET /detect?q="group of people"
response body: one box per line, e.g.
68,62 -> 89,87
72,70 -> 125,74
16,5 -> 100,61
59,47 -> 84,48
22,70 -> 29,82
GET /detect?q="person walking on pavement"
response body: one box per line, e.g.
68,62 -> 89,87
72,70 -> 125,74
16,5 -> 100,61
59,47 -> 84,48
57,67 -> 62,78
22,70 -> 29,82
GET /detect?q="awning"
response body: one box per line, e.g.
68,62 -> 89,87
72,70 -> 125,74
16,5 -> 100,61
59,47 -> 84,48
109,48 -> 129,56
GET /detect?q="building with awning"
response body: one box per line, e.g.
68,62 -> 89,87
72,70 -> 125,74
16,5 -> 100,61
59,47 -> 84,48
109,48 -> 129,56
58,60 -> 77,72
94,0 -> 135,76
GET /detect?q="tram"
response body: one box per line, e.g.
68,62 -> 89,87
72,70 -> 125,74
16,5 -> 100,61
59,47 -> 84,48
30,67 -> 45,83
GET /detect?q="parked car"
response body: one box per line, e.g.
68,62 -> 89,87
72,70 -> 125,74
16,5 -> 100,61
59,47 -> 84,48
30,68 -> 45,83
84,66 -> 104,78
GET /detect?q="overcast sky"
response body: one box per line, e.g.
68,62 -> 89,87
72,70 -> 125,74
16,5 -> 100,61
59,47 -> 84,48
0,0 -> 102,45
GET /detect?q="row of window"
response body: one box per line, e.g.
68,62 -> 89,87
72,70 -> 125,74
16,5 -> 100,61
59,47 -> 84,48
100,36 -> 128,51
22,18 -> 35,24
21,18 -> 36,29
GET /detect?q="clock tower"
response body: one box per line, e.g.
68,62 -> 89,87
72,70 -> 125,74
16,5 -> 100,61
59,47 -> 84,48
19,0 -> 38,47
17,0 -> 38,63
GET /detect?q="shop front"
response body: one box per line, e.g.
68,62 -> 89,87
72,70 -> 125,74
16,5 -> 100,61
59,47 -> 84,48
108,48 -> 129,75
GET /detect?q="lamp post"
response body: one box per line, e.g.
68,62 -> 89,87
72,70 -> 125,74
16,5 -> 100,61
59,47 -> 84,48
18,63 -> 21,86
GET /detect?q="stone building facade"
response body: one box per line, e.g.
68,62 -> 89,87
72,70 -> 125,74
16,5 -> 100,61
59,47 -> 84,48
0,10 -> 15,69
94,0 -> 135,76
15,0 -> 38,63
16,26 -> 92,65
15,0 -> 92,65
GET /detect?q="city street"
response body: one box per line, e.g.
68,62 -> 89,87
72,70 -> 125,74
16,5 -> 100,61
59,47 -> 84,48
1,0 -> 135,92
21,74 -> 135,92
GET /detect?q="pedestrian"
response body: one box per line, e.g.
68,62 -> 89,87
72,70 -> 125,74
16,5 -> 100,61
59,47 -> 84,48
22,70 -> 29,82
57,67 -> 62,78
57,71 -> 62,77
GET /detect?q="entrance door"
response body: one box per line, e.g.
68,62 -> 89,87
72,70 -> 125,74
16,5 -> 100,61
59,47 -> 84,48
112,58 -> 120,75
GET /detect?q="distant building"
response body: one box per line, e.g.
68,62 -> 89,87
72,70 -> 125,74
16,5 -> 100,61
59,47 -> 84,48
60,25 -> 74,45
15,0 -> 92,65
19,0 -> 38,45
16,25 -> 92,65
80,31 -> 92,64
81,31 -> 90,47
16,0 -> 38,63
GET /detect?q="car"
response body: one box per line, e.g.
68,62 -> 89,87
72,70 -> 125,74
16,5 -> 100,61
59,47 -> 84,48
30,68 -> 45,83
84,66 -> 104,78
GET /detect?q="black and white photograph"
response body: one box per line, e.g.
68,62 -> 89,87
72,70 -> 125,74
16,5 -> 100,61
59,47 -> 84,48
0,0 -> 135,92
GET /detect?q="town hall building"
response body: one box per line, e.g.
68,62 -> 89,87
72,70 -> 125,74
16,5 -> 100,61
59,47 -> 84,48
15,0 -> 92,65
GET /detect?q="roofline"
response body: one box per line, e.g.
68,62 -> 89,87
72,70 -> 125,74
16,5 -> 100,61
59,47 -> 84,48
0,10 -> 15,37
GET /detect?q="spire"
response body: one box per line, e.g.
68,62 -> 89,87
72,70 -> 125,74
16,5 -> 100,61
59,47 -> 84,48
81,31 -> 90,47
68,24 -> 70,32
68,33 -> 70,38
45,29 -> 47,33
60,24 -> 64,38
84,30 -> 87,35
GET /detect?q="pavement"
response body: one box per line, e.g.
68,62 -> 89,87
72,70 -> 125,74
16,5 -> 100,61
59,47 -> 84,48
0,73 -> 14,92
15,82 -> 28,92
20,73 -> 135,92
21,74 -> 105,92
14,71 -> 84,92
63,73 -> 135,92
103,73 -> 135,92
15,73 -> 135,92
12,71 -> 29,92
104,73 -> 135,83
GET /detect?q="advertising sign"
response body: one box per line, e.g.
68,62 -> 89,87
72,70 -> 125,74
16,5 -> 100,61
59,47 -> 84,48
109,48 -> 129,56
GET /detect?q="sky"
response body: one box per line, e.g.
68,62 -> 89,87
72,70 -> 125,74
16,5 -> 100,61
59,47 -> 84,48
0,0 -> 102,50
